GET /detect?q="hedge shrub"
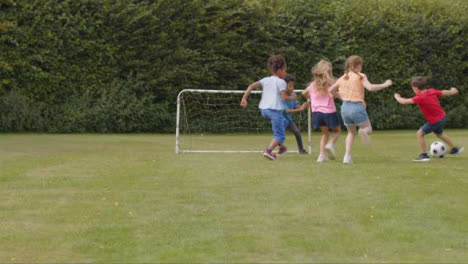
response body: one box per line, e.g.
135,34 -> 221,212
0,0 -> 466,132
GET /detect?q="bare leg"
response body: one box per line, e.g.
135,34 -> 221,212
435,133 -> 454,148
358,120 -> 372,145
345,125 -> 357,156
319,127 -> 329,154
330,126 -> 341,145
267,138 -> 280,151
417,129 -> 426,153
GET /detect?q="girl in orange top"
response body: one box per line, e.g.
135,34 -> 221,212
329,55 -> 392,164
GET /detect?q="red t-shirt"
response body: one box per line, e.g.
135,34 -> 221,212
411,88 -> 445,124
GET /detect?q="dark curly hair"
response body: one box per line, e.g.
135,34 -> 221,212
268,55 -> 286,74
284,74 -> 295,83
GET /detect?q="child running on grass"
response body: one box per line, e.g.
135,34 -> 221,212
240,55 -> 296,161
302,60 -> 341,162
281,74 -> 308,154
394,76 -> 464,161
329,55 -> 392,164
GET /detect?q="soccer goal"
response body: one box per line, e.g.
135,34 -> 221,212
175,89 -> 312,154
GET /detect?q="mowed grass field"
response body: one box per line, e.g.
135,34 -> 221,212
1,131 -> 467,263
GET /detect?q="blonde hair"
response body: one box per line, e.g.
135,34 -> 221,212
344,55 -> 363,80
312,60 -> 335,94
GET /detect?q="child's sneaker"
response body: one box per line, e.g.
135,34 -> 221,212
278,145 -> 288,155
299,149 -> 308,154
358,129 -> 371,146
325,142 -> 336,160
263,149 -> 277,160
413,153 -> 430,162
317,153 -> 327,162
449,147 -> 464,155
343,154 -> 352,164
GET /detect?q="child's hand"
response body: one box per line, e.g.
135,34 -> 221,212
394,93 -> 400,99
240,99 -> 247,108
385,80 -> 393,87
450,87 -> 459,94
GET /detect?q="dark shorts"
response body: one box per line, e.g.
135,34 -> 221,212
312,111 -> 340,129
421,116 -> 446,135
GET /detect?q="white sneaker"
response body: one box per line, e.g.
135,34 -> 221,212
358,129 -> 371,146
343,154 -> 353,164
325,142 -> 336,160
317,153 -> 327,162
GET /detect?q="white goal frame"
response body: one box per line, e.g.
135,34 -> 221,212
175,89 -> 312,154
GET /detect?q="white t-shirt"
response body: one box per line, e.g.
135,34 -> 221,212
258,76 -> 286,110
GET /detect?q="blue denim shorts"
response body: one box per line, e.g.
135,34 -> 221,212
340,101 -> 369,126
261,109 -> 286,144
421,116 -> 446,135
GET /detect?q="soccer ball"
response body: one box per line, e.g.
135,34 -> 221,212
429,141 -> 447,158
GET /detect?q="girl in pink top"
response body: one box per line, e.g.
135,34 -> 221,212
303,60 -> 341,162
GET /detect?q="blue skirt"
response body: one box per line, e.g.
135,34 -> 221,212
312,111 -> 340,129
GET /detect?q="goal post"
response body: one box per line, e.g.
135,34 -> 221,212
175,89 -> 312,154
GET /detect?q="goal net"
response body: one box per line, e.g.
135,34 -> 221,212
175,89 -> 311,153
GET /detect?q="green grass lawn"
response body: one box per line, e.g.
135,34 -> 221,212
1,131 -> 467,263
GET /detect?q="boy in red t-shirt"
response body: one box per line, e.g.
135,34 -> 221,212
394,76 -> 464,161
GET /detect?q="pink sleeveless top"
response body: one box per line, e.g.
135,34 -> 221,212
305,81 -> 336,113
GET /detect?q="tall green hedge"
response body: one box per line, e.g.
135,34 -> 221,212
1,0 -> 467,132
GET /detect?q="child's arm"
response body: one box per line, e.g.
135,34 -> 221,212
362,75 -> 392,92
330,90 -> 341,100
240,81 -> 261,108
328,82 -> 339,93
285,102 -> 308,114
327,82 -> 342,100
299,102 -> 309,111
441,87 -> 458,97
394,93 -> 414,105
281,90 -> 297,102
